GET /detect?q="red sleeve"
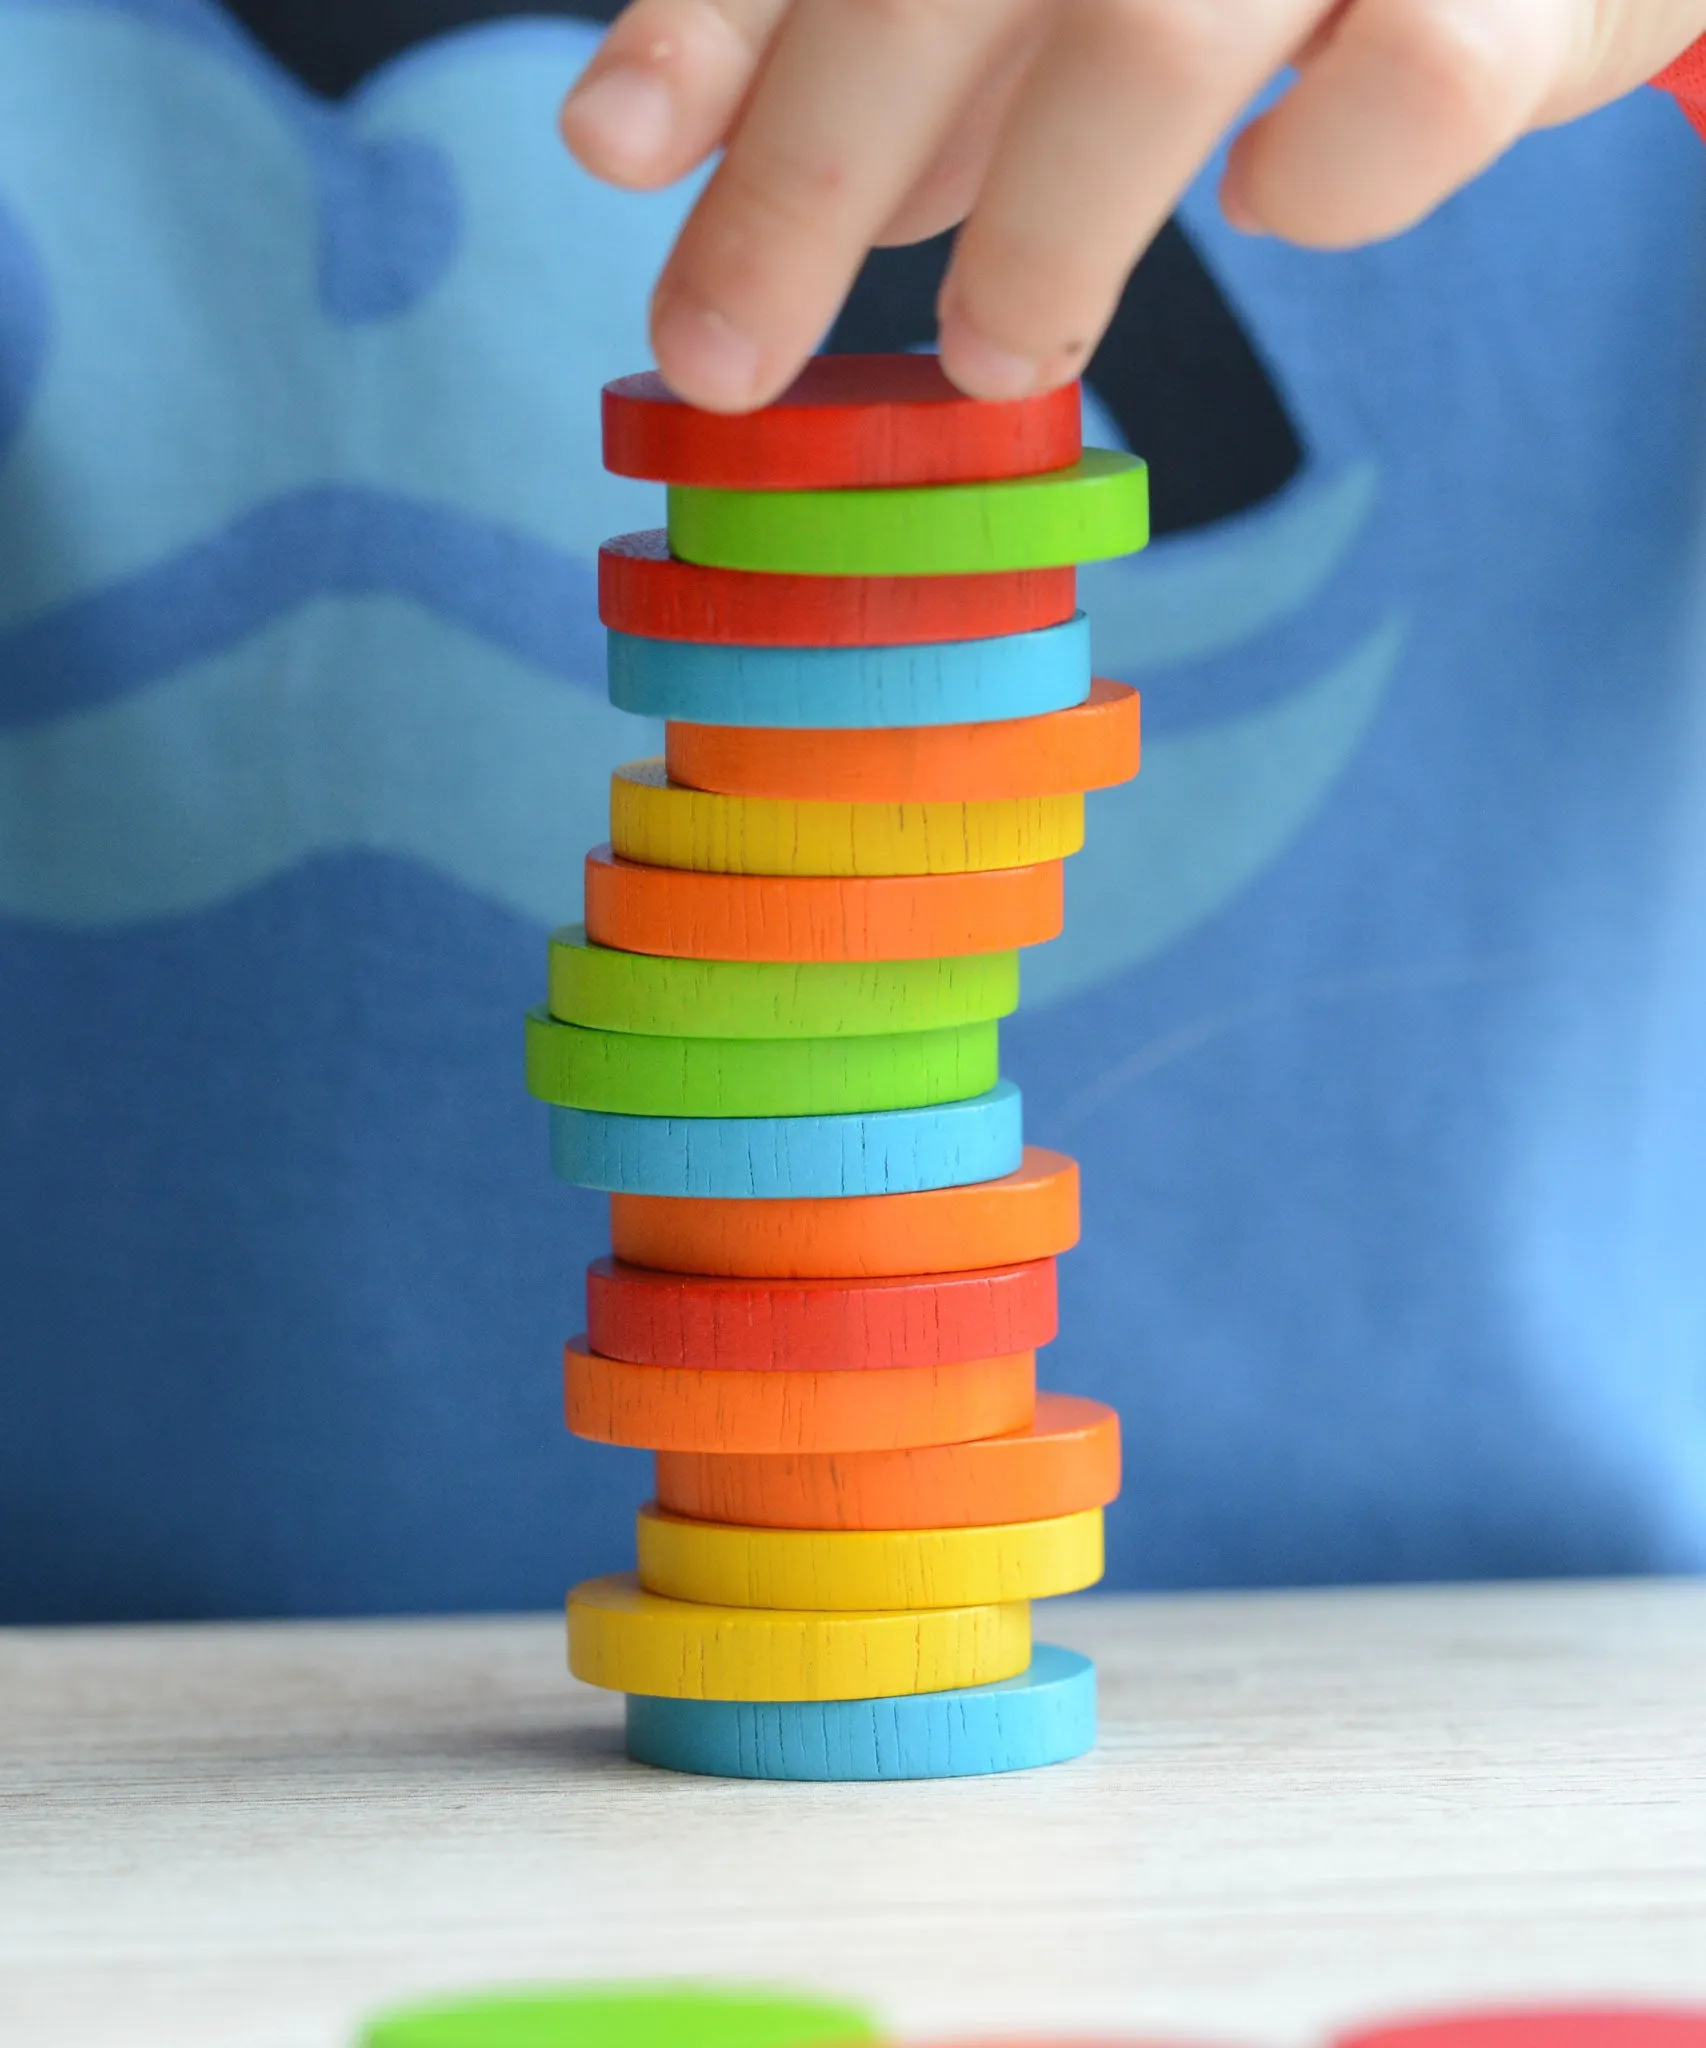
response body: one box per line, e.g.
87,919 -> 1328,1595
1655,36 -> 1706,140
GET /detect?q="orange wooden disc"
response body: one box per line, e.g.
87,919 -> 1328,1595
583,844 -> 1064,963
655,1391 -> 1121,1529
565,1338 -> 1036,1453
610,1147 -> 1079,1279
602,358 -> 1081,488
666,680 -> 1141,802
598,531 -> 1076,648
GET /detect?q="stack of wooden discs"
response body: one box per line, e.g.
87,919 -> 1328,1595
529,355 -> 1147,1779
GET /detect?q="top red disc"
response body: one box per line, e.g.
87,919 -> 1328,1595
1338,2015 -> 1706,2048
602,356 -> 1082,488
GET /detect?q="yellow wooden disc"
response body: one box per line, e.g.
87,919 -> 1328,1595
635,1502 -> 1105,1610
566,1572 -> 1030,1701
609,759 -> 1085,877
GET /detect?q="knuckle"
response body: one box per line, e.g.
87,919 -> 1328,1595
719,142 -> 849,244
1374,0 -> 1523,127
833,0 -> 976,31
1087,0 -> 1230,97
662,0 -> 757,71
604,0 -> 726,76
668,144 -> 849,305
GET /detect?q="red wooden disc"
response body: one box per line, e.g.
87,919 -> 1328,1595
586,1256 -> 1058,1372
602,357 -> 1081,488
1338,2017 -> 1706,2048
598,531 -> 1076,649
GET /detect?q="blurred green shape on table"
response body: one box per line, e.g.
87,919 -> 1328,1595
359,1985 -> 882,2048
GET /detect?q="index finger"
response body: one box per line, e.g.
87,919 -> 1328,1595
560,0 -> 788,191
650,0 -> 1030,412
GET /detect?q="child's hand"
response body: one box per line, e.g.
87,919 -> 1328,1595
560,0 -> 1706,413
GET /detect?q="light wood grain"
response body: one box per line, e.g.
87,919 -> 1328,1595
4,1583 -> 1705,2048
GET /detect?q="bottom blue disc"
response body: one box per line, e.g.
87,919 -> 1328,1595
624,1644 -> 1095,1781
548,1079 -> 1022,1197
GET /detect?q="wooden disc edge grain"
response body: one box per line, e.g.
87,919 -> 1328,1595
584,1254 -> 1059,1370
609,1145 -> 1080,1278
565,1340 -> 1037,1452
654,1390 -> 1122,1529
566,1569 -> 1033,1700
582,845 -> 1065,962
664,679 -> 1140,802
609,759 -> 1086,878
601,359 -> 1080,488
634,1500 -> 1106,1608
597,532 -> 1077,648
666,449 -> 1150,577
524,1007 -> 1000,1118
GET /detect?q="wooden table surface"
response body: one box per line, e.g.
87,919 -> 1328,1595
4,1581 -> 1705,2048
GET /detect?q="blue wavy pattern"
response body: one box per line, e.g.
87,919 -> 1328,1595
0,489 -> 606,728
0,597 -> 657,926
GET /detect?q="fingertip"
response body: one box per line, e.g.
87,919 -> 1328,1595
560,62 -> 678,186
650,289 -> 769,413
936,310 -> 1042,401
1226,0 -> 1564,250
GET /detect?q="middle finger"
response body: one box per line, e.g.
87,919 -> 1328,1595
938,0 -> 1332,398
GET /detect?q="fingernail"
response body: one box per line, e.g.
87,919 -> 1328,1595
937,313 -> 1039,401
652,294 -> 763,411
562,64 -> 674,178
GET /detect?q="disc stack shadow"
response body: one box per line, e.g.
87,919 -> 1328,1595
527,355 -> 1146,1778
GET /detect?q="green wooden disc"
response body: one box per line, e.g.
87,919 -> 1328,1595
547,925 -> 1019,1038
525,1008 -> 998,1117
358,1984 -> 881,2048
666,449 -> 1148,576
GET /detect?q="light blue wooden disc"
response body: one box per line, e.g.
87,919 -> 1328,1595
547,1080 -> 1022,1197
624,1644 -> 1095,1780
606,614 -> 1091,728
